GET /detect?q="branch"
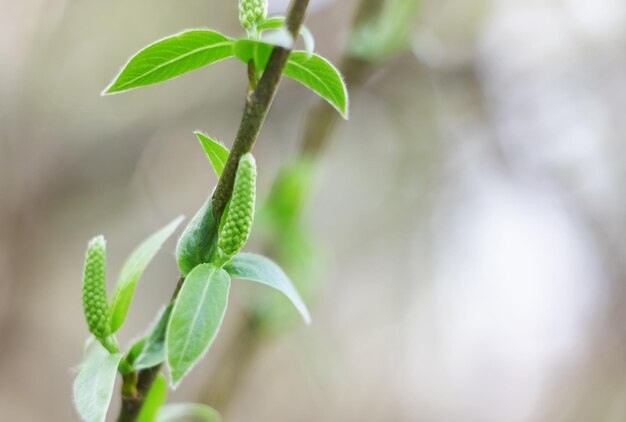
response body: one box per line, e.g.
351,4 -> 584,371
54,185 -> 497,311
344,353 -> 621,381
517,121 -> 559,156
116,0 -> 311,420
212,0 -> 310,222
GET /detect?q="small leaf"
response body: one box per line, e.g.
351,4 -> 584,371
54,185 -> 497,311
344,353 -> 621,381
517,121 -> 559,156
166,264 -> 230,388
129,304 -> 173,370
157,403 -> 221,422
73,345 -> 123,422
176,196 -> 220,276
224,253 -> 310,324
285,52 -> 349,118
126,337 -> 147,365
103,30 -> 234,94
258,16 -> 286,30
110,216 -> 184,333
137,374 -> 168,422
195,132 -> 230,178
233,38 -> 273,71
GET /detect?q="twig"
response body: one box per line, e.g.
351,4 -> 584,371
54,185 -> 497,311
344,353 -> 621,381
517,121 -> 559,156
115,1 -> 311,420
212,0 -> 310,223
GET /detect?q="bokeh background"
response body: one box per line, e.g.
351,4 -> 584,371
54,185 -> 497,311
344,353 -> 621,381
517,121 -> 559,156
2,0 -> 626,420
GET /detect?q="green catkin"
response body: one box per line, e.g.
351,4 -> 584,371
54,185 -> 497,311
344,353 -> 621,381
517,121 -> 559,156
218,153 -> 256,262
82,236 -> 111,342
239,0 -> 268,34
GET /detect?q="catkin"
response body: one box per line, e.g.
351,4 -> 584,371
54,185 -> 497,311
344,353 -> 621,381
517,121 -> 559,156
82,236 -> 111,341
239,0 -> 268,32
218,153 -> 256,260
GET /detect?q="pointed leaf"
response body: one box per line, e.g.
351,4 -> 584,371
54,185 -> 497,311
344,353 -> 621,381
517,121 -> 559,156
166,264 -> 230,388
285,52 -> 349,119
110,216 -> 184,333
224,253 -> 310,324
73,345 -> 123,422
137,374 -> 168,422
129,304 -> 173,370
176,196 -> 220,276
195,132 -> 230,178
258,16 -> 286,30
104,30 -> 234,94
157,403 -> 221,422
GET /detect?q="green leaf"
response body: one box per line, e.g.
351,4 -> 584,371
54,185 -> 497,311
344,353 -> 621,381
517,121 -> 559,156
138,374 -> 168,422
103,30 -> 234,94
285,52 -> 349,118
166,264 -> 230,388
258,16 -> 286,30
129,304 -> 173,370
110,216 -> 184,333
177,196 -> 220,276
195,132 -> 230,178
73,345 -> 123,422
233,38 -> 273,70
224,253 -> 310,324
157,403 -> 221,422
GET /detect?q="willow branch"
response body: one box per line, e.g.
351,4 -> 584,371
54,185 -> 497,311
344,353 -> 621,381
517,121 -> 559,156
116,1 -> 311,420
212,0 -> 311,222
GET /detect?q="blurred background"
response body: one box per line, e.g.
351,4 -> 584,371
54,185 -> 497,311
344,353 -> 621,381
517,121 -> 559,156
2,0 -> 626,420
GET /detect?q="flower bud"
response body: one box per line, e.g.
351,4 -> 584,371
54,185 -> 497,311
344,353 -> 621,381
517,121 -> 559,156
82,236 -> 111,341
239,0 -> 268,33
218,153 -> 256,261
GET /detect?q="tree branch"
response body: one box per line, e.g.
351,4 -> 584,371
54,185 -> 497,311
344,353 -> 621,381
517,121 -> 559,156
212,0 -> 310,222
116,1 -> 311,420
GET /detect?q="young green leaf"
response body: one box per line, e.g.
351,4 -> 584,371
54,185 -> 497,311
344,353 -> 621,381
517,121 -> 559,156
176,196 -> 220,276
166,264 -> 230,388
109,216 -> 184,333
73,345 -> 123,422
258,16 -> 286,30
137,373 -> 168,422
233,38 -> 273,71
157,403 -> 221,422
285,52 -> 349,119
224,253 -> 310,324
232,38 -> 347,117
195,131 -> 230,178
129,304 -> 173,370
103,30 -> 234,94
